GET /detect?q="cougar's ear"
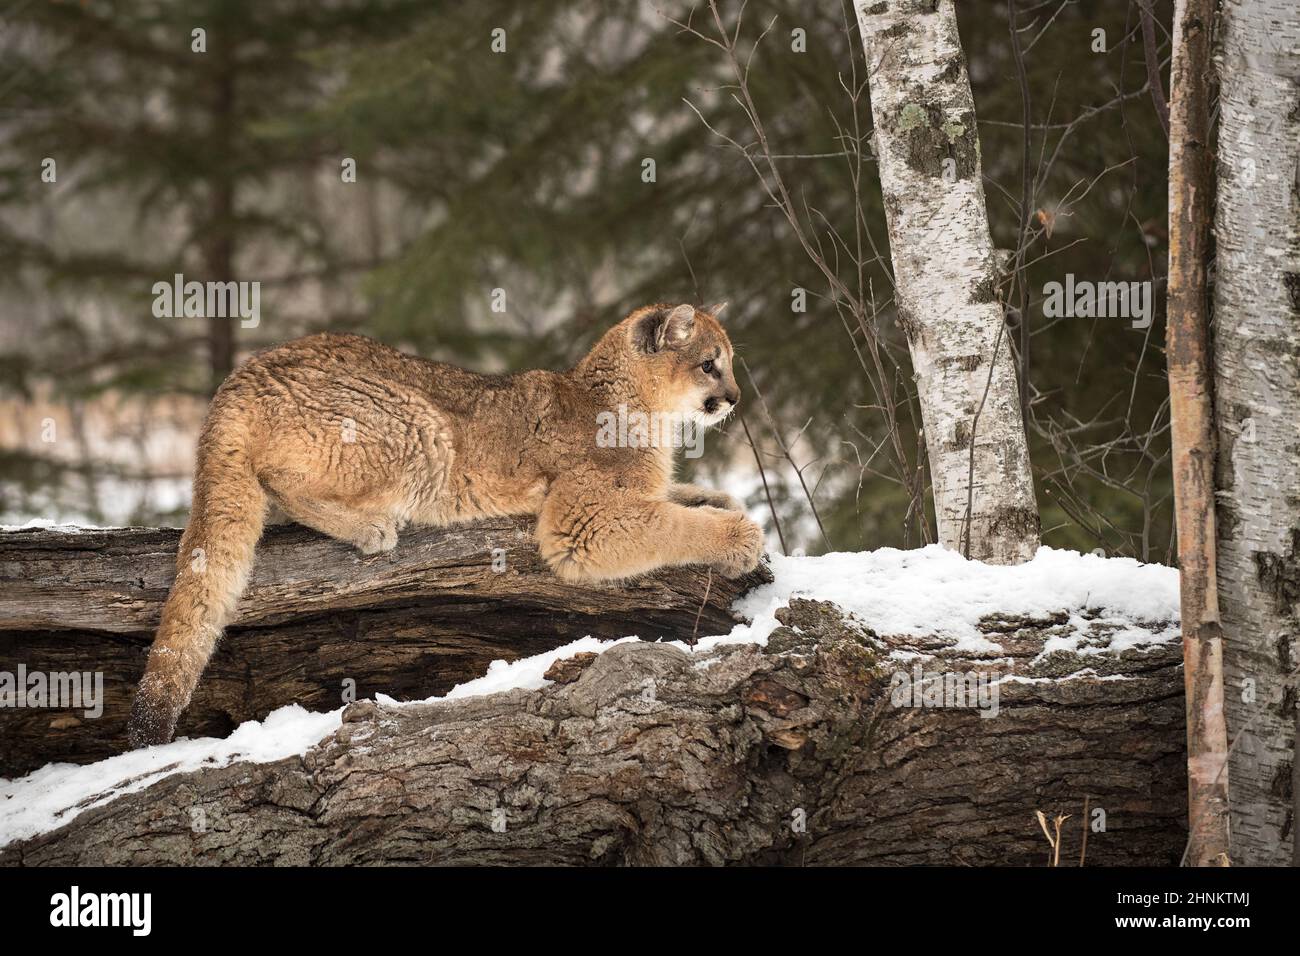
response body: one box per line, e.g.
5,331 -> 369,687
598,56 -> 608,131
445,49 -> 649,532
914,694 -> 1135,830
632,304 -> 696,353
706,301 -> 729,319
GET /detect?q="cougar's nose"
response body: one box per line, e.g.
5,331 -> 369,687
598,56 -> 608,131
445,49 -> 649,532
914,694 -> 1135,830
725,389 -> 740,407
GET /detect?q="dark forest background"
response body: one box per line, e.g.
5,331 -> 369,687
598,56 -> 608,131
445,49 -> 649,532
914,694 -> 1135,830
0,0 -> 1174,561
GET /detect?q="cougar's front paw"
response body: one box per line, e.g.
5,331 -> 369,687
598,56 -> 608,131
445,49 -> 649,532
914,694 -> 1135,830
710,512 -> 765,577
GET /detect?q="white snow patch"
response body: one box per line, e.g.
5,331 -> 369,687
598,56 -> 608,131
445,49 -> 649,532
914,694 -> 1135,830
0,518 -> 118,532
0,544 -> 1178,848
999,669 -> 1137,686
725,544 -> 1178,651
0,705 -> 340,846
1037,615 -> 1180,661
374,635 -> 642,707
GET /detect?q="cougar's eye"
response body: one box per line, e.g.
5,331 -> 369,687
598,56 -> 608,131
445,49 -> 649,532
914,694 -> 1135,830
700,359 -> 715,374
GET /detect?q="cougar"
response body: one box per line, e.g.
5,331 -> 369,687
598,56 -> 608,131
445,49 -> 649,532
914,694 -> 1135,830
127,303 -> 764,747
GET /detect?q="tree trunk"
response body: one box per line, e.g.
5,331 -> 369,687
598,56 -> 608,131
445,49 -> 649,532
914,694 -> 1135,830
855,0 -> 1038,566
1165,0 -> 1231,867
1212,0 -> 1300,867
0,519 -> 766,777
1,599 -> 1186,866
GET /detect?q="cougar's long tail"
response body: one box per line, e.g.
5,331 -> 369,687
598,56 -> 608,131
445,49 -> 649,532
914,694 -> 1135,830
127,429 -> 266,748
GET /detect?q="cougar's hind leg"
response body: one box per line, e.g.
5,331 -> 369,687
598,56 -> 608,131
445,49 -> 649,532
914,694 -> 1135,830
263,483 -> 399,555
129,441 -> 267,748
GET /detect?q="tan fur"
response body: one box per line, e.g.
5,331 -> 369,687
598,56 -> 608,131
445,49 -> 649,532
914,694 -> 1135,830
127,303 -> 762,747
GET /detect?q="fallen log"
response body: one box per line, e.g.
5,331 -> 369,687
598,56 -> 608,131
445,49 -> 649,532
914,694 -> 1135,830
1,598 -> 1187,866
0,519 -> 768,776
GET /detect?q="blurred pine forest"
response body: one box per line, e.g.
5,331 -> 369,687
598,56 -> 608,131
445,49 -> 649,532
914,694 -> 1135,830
0,0 -> 1174,561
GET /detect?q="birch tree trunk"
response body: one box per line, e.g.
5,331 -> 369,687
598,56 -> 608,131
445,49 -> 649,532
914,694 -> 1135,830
855,0 -> 1038,566
1166,0 -> 1231,867
1212,0 -> 1300,867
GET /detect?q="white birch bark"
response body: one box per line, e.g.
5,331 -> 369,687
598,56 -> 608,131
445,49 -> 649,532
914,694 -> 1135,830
855,0 -> 1038,565
1213,0 -> 1300,866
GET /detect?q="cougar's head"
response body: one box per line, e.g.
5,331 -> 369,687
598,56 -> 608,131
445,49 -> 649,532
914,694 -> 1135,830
626,303 -> 739,426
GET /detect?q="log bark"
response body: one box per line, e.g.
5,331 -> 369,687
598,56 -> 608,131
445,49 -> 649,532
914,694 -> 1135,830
1,599 -> 1187,866
855,0 -> 1039,566
1166,0 -> 1231,866
1212,0 -> 1300,867
0,519 -> 767,777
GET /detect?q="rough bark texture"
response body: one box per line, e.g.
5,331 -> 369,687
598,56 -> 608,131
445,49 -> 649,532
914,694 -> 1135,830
855,0 -> 1039,566
1212,0 -> 1300,867
1166,0 -> 1231,866
0,519 -> 766,777
1,599 -> 1186,866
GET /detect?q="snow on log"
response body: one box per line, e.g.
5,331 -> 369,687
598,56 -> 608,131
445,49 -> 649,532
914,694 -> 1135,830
1,547 -> 1187,866
0,518 -> 768,776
